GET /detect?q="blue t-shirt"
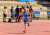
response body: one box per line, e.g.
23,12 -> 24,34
24,12 -> 29,22
24,12 -> 29,18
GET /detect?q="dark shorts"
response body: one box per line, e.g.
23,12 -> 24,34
11,14 -> 14,17
15,13 -> 19,17
29,14 -> 32,17
3,14 -> 7,17
17,13 -> 19,16
19,15 -> 21,17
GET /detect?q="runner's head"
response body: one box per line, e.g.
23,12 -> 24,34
25,8 -> 27,12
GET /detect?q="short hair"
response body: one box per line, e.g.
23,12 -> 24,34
17,5 -> 19,7
30,6 -> 32,8
4,6 -> 7,9
27,5 -> 29,8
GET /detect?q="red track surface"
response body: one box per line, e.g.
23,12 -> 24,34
0,20 -> 50,35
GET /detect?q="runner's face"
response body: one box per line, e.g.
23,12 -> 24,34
25,9 -> 27,12
25,8 -> 27,12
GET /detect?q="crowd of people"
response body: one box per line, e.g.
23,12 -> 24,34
3,5 -> 33,33
3,5 -> 33,22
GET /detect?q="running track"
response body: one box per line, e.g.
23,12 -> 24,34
0,20 -> 50,35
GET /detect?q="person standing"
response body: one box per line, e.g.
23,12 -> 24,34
29,6 -> 33,22
20,6 -> 24,21
3,7 -> 7,22
15,5 -> 20,22
10,6 -> 14,23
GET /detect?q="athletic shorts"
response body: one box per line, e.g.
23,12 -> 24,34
3,14 -> 7,17
19,15 -> 21,17
24,18 -> 28,23
15,13 -> 19,17
11,14 -> 14,17
16,13 -> 19,16
29,14 -> 32,17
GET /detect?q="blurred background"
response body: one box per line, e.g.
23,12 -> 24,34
0,0 -> 50,20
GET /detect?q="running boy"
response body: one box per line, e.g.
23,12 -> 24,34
23,8 -> 29,33
3,7 -> 7,22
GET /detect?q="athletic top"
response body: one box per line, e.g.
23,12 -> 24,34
20,9 -> 24,16
21,9 -> 24,13
15,8 -> 19,14
11,9 -> 14,14
27,8 -> 29,12
24,12 -> 29,18
24,12 -> 29,22
3,9 -> 7,14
